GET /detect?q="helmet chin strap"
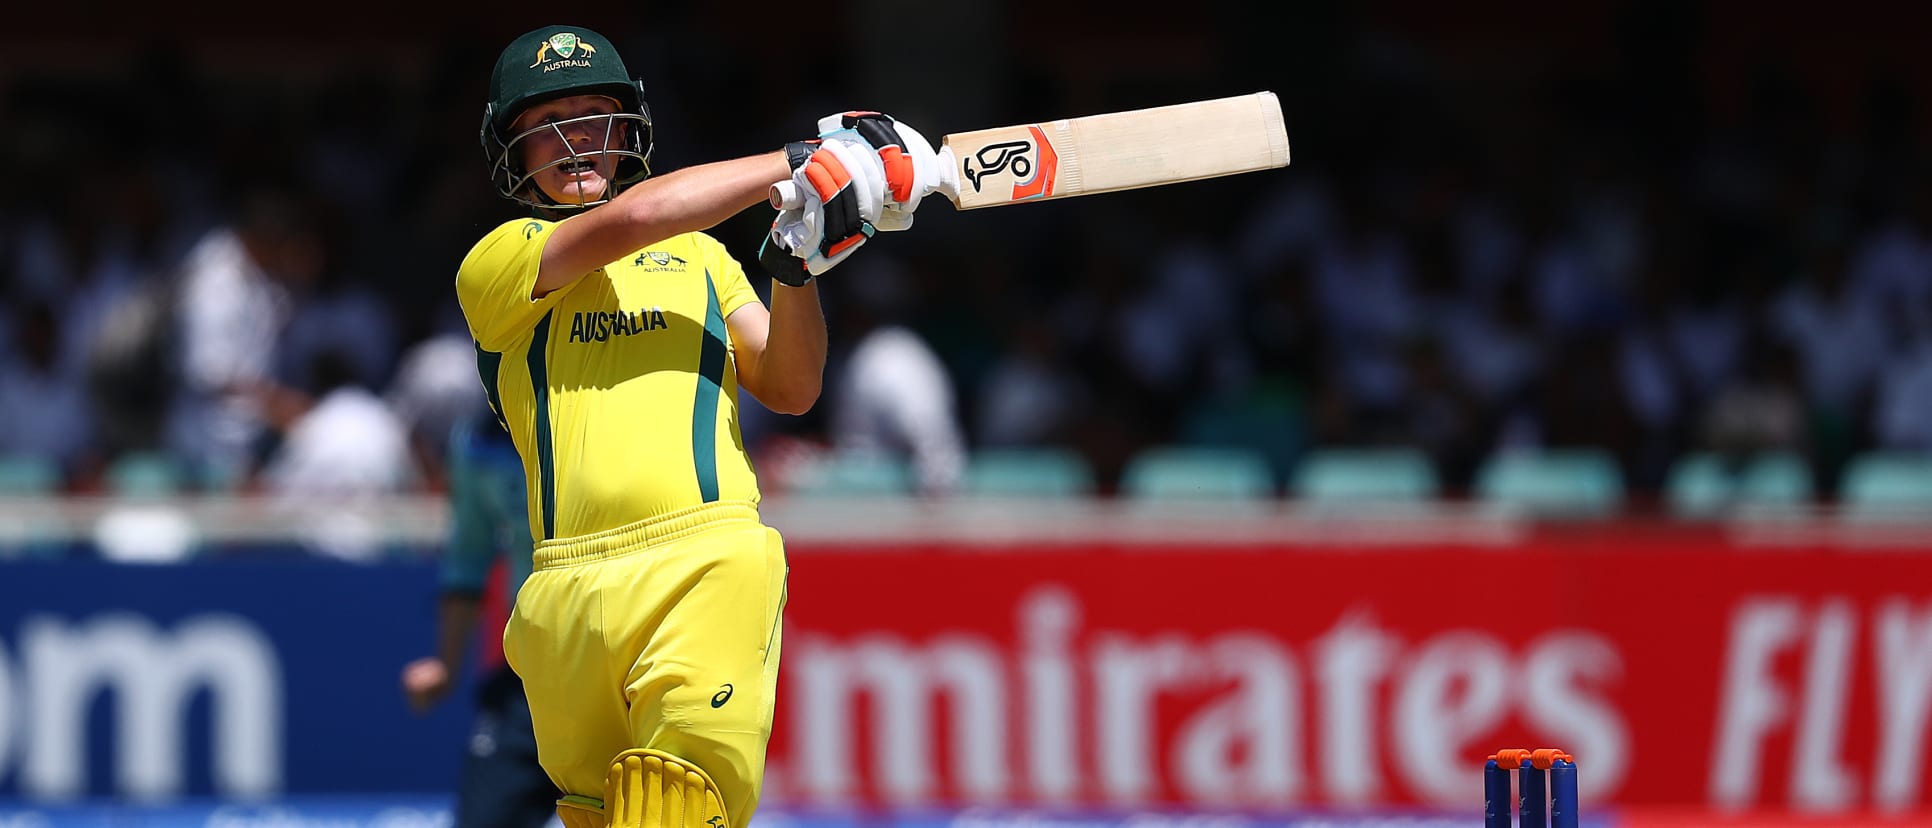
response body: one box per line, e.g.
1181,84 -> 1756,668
534,189 -> 612,214
525,189 -> 602,216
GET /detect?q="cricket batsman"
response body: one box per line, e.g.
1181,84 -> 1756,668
456,24 -> 940,828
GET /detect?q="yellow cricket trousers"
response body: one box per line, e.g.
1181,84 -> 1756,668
503,500 -> 787,826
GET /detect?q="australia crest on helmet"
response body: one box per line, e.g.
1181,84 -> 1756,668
531,31 -> 599,69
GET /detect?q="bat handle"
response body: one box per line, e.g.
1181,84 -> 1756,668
769,180 -> 803,211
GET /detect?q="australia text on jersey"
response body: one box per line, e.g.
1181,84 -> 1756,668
569,307 -> 669,343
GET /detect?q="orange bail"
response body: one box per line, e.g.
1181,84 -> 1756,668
1530,748 -> 1573,769
1490,748 -> 1533,766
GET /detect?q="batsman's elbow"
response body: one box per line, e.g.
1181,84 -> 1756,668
758,379 -> 821,416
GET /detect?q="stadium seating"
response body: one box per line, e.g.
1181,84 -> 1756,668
784,450 -> 916,497
1290,447 -> 1440,505
1839,451 -> 1932,518
962,448 -> 1096,497
1475,448 -> 1624,517
1664,451 -> 1814,517
0,455 -> 60,495
1119,446 -> 1276,500
106,452 -> 189,497
0,455 -> 67,558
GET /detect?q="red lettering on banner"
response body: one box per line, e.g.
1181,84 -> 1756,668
1713,597 -> 1932,814
755,536 -> 1932,818
766,585 -> 1625,808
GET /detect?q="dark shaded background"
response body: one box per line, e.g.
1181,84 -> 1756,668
5,0 -> 1932,506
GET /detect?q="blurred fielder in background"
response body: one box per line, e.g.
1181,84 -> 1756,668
402,405 -> 558,828
456,24 -> 939,828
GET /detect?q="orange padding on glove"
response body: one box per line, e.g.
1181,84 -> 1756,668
878,146 -> 913,202
802,150 -> 850,200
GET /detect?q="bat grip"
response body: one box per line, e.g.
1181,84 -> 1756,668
769,180 -> 803,211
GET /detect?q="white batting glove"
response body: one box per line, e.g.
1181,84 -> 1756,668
810,128 -> 891,229
815,112 -> 942,231
767,201 -> 871,279
760,131 -> 890,283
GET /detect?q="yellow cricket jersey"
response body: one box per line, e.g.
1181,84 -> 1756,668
455,218 -> 764,542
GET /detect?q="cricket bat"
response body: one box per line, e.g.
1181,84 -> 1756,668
770,91 -> 1290,212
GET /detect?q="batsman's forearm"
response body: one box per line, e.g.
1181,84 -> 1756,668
434,593 -> 484,673
615,151 -> 793,239
537,151 -> 792,297
759,283 -> 828,415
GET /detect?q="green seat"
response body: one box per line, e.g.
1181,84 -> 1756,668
786,450 -> 914,497
1667,452 -> 1812,517
1476,449 -> 1623,517
0,455 -> 61,495
1840,452 -> 1932,518
197,460 -> 249,494
1291,448 -> 1439,504
106,452 -> 188,497
963,448 -> 1095,497
1120,447 -> 1275,500
0,455 -> 67,559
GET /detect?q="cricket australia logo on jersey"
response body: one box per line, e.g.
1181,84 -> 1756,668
570,306 -> 668,342
634,251 -> 689,272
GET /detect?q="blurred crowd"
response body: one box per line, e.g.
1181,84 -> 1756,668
3,5 -> 1931,505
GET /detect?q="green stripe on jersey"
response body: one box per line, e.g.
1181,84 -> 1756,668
473,342 -> 510,434
692,272 -> 727,503
527,312 -> 557,539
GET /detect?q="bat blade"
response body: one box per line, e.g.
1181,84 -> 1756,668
935,91 -> 1290,210
764,92 -> 1291,214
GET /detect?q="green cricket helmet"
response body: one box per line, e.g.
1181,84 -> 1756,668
481,26 -> 653,210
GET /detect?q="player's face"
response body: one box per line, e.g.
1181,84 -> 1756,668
513,95 -> 630,206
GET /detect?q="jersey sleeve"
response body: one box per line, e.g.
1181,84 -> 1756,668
698,233 -> 761,317
456,218 -> 572,351
440,423 -> 497,595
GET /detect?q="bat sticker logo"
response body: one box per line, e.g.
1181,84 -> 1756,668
1010,125 -> 1059,200
964,141 -> 1033,192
